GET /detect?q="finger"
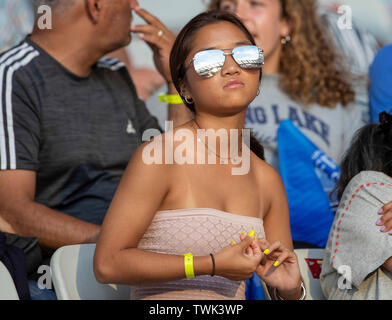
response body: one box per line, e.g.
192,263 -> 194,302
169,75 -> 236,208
137,32 -> 166,51
271,249 -> 290,268
239,236 -> 254,250
275,249 -> 298,268
134,7 -> 166,29
245,246 -> 253,257
229,240 -> 237,247
380,201 -> 392,214
263,240 -> 284,256
255,238 -> 271,254
239,232 -> 246,241
379,217 -> 392,234
131,24 -> 159,35
377,210 -> 392,228
249,240 -> 262,256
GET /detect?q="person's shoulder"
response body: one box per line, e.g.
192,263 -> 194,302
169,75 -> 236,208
130,129 -> 178,170
0,40 -> 40,81
251,154 -> 283,188
348,170 -> 391,185
343,171 -> 392,201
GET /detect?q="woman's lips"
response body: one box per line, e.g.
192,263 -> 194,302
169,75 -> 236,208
223,79 -> 245,90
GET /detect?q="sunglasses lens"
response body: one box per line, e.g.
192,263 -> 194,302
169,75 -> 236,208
233,45 -> 264,69
193,50 -> 225,78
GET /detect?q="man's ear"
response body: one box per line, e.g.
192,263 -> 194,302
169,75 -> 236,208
85,0 -> 102,24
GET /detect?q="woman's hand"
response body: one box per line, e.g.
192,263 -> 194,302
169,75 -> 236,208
131,7 -> 176,84
239,234 -> 302,299
376,201 -> 392,235
214,236 -> 262,281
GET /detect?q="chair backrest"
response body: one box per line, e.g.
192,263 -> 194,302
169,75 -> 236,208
50,244 -> 131,300
295,248 -> 326,300
261,248 -> 326,300
0,260 -> 19,300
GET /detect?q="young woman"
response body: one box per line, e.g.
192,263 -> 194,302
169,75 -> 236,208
208,0 -> 364,170
320,112 -> 392,299
205,0 -> 368,250
94,11 -> 304,300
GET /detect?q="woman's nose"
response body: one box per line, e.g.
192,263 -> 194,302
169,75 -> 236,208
221,54 -> 241,76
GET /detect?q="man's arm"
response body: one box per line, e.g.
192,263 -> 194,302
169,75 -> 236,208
0,170 -> 100,249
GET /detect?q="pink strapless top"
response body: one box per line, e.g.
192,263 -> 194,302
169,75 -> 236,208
130,208 -> 265,300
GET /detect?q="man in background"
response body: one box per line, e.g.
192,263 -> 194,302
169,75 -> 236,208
0,0 -> 180,298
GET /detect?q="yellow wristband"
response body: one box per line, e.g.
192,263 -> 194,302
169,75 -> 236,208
184,252 -> 195,278
158,93 -> 184,104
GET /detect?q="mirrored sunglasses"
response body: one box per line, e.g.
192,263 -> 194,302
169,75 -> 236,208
188,45 -> 264,78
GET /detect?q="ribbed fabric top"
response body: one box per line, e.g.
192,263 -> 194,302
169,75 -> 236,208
130,208 -> 265,300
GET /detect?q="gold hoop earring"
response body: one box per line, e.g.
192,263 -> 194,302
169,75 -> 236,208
281,35 -> 291,45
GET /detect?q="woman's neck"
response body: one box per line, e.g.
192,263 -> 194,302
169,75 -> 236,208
191,112 -> 247,161
193,112 -> 245,133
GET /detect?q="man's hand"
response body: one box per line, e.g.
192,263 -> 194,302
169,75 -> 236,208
130,7 -> 176,85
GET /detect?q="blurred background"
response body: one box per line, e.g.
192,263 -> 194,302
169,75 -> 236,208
1,0 -> 391,100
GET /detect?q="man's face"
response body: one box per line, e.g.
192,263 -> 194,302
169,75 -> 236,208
99,0 -> 139,51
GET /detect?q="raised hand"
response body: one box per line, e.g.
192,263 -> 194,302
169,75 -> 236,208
214,236 -> 262,281
239,234 -> 302,299
131,7 -> 176,84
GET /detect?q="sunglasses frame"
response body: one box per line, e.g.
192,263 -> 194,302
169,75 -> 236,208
187,45 -> 264,78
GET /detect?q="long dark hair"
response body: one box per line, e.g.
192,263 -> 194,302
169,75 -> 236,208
208,0 -> 355,109
335,112 -> 392,201
170,10 -> 264,160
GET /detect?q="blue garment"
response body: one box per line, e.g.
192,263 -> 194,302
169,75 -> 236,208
277,120 -> 337,248
369,44 -> 392,123
28,280 -> 57,300
245,273 -> 266,300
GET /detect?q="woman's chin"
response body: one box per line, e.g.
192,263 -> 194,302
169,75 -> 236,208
215,103 -> 249,116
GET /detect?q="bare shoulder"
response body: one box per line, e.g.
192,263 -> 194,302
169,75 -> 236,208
126,133 -> 172,177
251,152 -> 284,191
128,123 -> 193,174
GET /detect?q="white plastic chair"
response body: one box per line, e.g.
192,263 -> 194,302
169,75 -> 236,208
0,260 -> 19,300
50,243 -> 131,300
261,248 -> 326,300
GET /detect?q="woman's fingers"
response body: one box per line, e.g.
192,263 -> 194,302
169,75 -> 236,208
270,248 -> 295,268
381,201 -> 392,214
377,202 -> 392,234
